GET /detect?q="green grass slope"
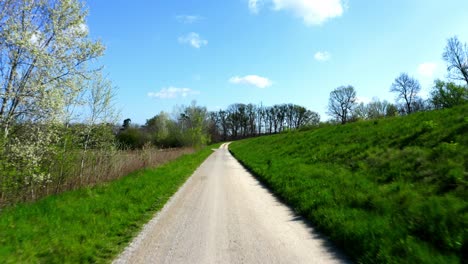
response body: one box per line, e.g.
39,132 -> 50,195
0,144 -> 220,263
229,105 -> 467,264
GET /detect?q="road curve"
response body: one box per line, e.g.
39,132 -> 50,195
114,143 -> 349,264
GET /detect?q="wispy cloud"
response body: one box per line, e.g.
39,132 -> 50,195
314,51 -> 331,61
178,32 -> 208,48
417,62 -> 437,78
148,87 -> 200,99
176,15 -> 204,24
249,0 -> 262,14
250,0 -> 345,26
229,75 -> 272,88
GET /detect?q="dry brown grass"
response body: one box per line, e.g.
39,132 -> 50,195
0,147 -> 194,207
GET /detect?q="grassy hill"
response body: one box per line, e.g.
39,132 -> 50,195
229,104 -> 467,263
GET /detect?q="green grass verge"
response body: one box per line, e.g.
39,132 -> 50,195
0,144 -> 220,263
229,105 -> 467,264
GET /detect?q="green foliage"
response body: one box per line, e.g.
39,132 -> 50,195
0,144 -> 218,263
230,105 -> 467,263
0,0 -> 118,206
431,80 -> 468,109
116,127 -> 151,149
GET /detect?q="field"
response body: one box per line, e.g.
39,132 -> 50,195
229,105 -> 467,263
0,144 -> 219,263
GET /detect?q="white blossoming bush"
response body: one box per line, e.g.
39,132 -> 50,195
6,124 -> 59,199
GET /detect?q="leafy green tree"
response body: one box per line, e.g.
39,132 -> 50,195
145,112 -> 170,146
385,103 -> 399,117
431,80 -> 468,109
116,124 -> 152,149
178,102 -> 210,147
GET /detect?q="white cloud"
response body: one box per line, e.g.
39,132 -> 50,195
273,0 -> 345,25
314,51 -> 331,61
417,62 -> 437,78
178,32 -> 208,48
251,0 -> 345,25
176,15 -> 203,24
148,87 -> 200,99
249,0 -> 262,13
229,75 -> 272,88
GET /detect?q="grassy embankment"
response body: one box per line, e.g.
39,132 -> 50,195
0,144 -> 220,263
230,105 -> 467,263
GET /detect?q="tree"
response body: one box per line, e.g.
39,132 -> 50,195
122,119 -> 131,130
0,0 -> 104,139
367,99 -> 391,119
79,72 -> 117,184
246,103 -> 256,136
145,112 -> 170,145
178,101 -> 210,147
385,104 -> 399,117
327,85 -> 357,124
303,110 -> 320,127
0,0 -> 108,198
430,80 -> 468,109
390,73 -> 421,114
443,36 -> 468,86
352,102 -> 368,120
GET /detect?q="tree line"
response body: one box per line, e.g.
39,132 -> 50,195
326,36 -> 467,124
117,102 -> 320,149
119,36 -> 467,149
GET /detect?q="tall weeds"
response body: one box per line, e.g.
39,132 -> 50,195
0,147 -> 193,207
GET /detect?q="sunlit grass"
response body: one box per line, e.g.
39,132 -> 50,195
0,144 -> 220,263
230,105 -> 467,263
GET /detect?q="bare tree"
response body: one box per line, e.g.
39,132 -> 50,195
327,85 -> 357,124
367,99 -> 390,119
79,72 -> 117,185
246,103 -> 256,136
390,73 -> 421,114
256,103 -> 265,135
443,36 -> 468,86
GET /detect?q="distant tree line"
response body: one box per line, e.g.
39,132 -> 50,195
117,103 -> 320,149
209,103 -> 320,141
120,36 -> 467,149
327,36 -> 467,124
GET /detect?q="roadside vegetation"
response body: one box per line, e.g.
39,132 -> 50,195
0,144 -> 218,263
229,104 -> 467,263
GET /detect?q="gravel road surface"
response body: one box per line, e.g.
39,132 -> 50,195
114,143 -> 349,264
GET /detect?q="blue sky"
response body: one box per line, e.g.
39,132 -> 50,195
85,0 -> 468,124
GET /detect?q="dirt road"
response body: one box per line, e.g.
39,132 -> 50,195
114,143 -> 348,264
